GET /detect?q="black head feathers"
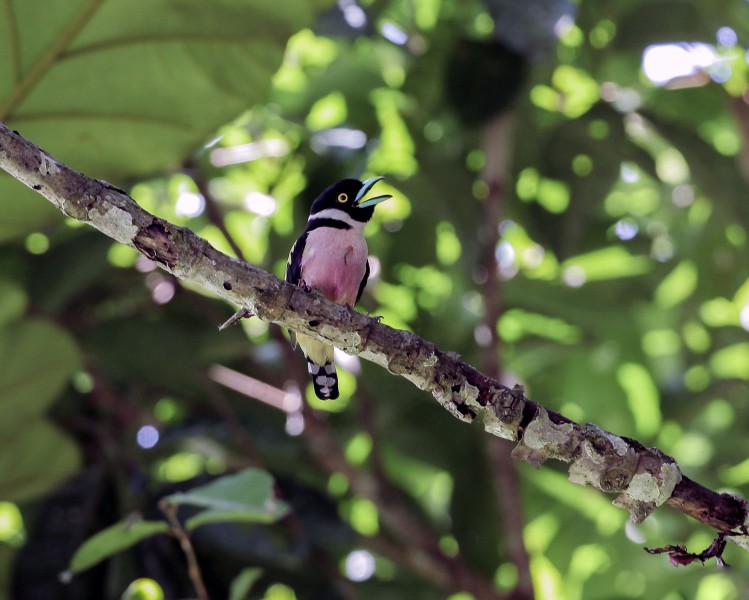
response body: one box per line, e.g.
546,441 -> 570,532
309,177 -> 391,222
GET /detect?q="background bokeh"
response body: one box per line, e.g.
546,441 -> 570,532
1,0 -> 749,598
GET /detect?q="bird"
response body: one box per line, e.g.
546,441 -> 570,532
286,177 -> 391,400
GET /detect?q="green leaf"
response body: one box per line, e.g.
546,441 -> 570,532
710,343 -> 749,381
229,568 -> 263,600
185,506 -> 286,531
0,0 -> 332,239
0,420 -> 81,502
654,260 -> 698,308
562,246 -> 652,281
68,519 -> 170,575
617,363 -> 662,438
0,319 -> 81,434
163,469 -> 288,531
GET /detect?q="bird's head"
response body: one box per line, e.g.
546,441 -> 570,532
309,177 -> 392,222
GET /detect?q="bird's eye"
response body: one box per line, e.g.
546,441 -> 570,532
337,193 -> 348,203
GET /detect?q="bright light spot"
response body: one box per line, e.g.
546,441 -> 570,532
328,472 -> 349,496
335,348 -> 361,374
651,237 -> 674,262
500,264 -> 519,280
572,154 -> 593,176
657,148 -> 690,184
25,232 -> 49,254
672,432 -> 713,467
152,279 -> 176,304
137,425 -> 159,449
175,192 -> 205,217
122,578 -> 165,600
563,265 -> 586,287
285,411 -> 304,436
642,43 -> 718,86
279,382 -> 303,414
474,324 -> 492,347
347,497 -> 379,536
739,305 -> 749,332
439,535 -> 459,557
108,243 -> 139,268
0,502 -> 25,545
613,88 -> 641,112
345,549 -> 376,582
711,61 -> 732,83
310,128 -> 367,152
554,14 -> 575,37
522,245 -> 545,268
155,398 -> 179,422
72,371 -> 94,394
620,163 -> 639,183
381,22 -> 408,45
495,562 -> 519,592
209,139 -> 289,167
496,241 -> 515,268
600,82 -> 617,102
624,113 -> 648,139
244,192 -> 277,217
625,520 -> 646,544
496,241 -> 518,279
717,26 -> 738,47
135,256 -> 157,272
615,219 -> 638,240
672,184 -> 695,207
474,12 -> 494,36
340,0 -> 366,28
158,452 -> 205,482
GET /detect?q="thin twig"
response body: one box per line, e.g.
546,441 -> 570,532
218,306 -> 254,330
159,500 -> 210,600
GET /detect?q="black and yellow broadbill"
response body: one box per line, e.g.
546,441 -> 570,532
286,177 -> 391,400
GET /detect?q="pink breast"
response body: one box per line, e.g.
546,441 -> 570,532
301,229 -> 368,306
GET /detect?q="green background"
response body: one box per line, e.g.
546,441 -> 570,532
1,0 -> 749,598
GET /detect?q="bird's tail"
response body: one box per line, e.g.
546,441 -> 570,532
307,359 -> 339,400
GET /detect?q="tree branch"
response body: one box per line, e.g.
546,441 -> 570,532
2,121 -> 749,555
480,112 -> 533,598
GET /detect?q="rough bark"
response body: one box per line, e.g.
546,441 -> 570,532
1,121 -> 748,552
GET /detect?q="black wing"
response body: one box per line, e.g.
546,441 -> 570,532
286,231 -> 309,285
286,231 -> 310,349
356,259 -> 370,304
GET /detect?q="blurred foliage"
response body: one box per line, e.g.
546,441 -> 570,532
2,0 -> 749,599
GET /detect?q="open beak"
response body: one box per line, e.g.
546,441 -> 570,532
354,176 -> 392,209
